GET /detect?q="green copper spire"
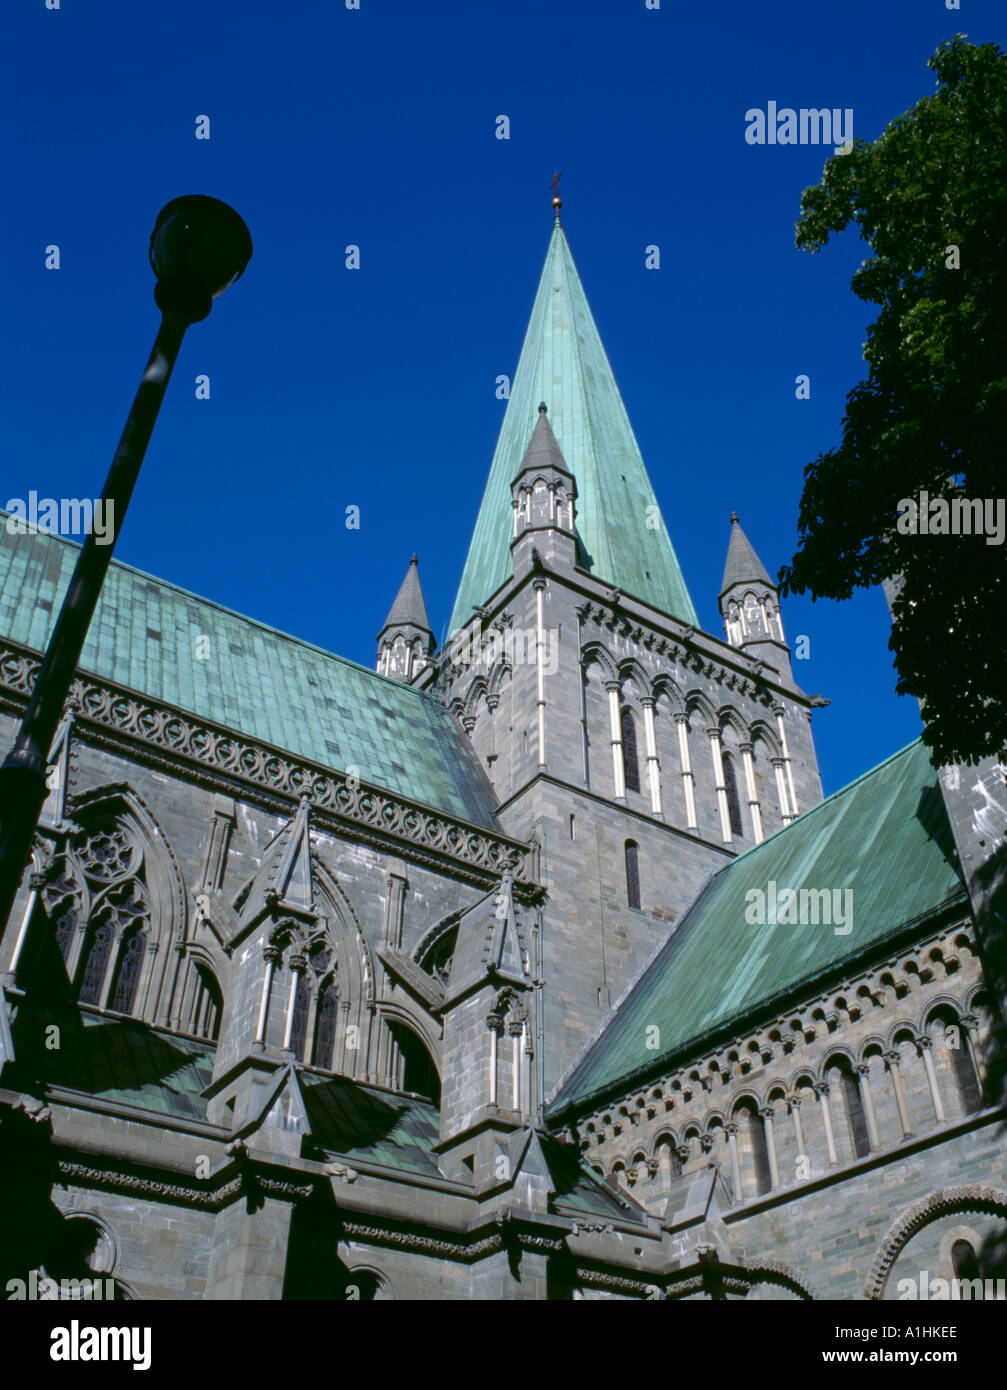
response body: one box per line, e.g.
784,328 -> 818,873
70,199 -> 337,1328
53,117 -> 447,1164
449,220 -> 698,634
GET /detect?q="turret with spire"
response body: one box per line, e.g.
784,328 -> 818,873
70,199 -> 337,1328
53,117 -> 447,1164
376,554 -> 435,681
719,513 -> 791,679
510,402 -> 578,580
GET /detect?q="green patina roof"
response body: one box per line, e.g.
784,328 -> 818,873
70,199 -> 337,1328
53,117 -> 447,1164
0,524 -> 499,829
449,222 -> 698,634
300,1071 -> 443,1178
299,1076 -> 636,1216
9,1001 -> 215,1122
550,739 -> 966,1115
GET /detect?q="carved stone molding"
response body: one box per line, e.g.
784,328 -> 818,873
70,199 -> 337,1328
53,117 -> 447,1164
340,1221 -> 504,1261
575,916 -> 977,1155
863,1185 -> 1007,1300
54,1155 -> 312,1211
0,637 -> 535,893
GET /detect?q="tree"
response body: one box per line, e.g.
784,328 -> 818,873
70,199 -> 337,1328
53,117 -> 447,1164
779,37 -> 1007,766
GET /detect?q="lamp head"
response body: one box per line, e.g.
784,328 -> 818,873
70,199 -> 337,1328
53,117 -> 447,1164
149,195 -> 252,322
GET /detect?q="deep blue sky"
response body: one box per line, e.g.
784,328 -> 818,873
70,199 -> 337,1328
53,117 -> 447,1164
5,0 -> 1000,797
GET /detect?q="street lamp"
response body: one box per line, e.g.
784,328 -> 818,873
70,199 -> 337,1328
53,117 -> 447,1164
0,194 -> 252,949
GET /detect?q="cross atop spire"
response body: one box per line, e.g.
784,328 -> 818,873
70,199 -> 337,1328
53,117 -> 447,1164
550,171 -> 563,224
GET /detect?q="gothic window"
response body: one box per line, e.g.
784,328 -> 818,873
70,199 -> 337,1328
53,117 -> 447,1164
289,970 -> 310,1061
53,902 -> 78,964
620,707 -> 641,793
70,819 -> 152,1017
625,840 -> 641,910
77,825 -> 137,883
722,752 -> 743,837
78,922 -> 115,1006
314,977 -> 339,1070
109,928 -> 146,1014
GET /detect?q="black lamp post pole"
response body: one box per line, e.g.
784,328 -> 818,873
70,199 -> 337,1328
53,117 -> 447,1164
0,309 -> 189,932
0,194 -> 251,947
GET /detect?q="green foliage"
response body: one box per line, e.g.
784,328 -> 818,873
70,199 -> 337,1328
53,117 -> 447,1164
780,37 -> 1007,765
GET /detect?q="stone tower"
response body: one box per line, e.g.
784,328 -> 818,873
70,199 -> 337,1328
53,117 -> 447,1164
719,512 -> 792,683
438,205 -> 825,1095
376,555 -> 435,681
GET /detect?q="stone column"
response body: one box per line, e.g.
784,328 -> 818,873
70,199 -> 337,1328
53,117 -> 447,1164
772,758 -> 793,825
814,1082 -> 838,1166
917,1035 -> 946,1125
740,742 -> 764,843
6,869 -> 43,978
534,579 -> 547,768
885,1049 -> 914,1140
487,1016 -> 504,1107
641,698 -> 662,816
774,707 -> 799,816
960,1013 -> 986,1095
759,1106 -> 779,1188
255,946 -> 280,1045
725,1122 -> 742,1202
787,1097 -> 806,1176
281,955 -> 305,1052
854,1063 -> 882,1151
675,714 -> 698,829
607,682 -> 626,800
708,728 -> 731,842
509,1020 -> 523,1112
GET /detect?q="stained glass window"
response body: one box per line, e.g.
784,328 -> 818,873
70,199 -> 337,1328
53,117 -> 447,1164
78,922 -> 114,1006
620,707 -> 641,793
314,977 -> 339,1070
53,903 -> 78,963
289,970 -> 310,1061
110,929 -> 146,1014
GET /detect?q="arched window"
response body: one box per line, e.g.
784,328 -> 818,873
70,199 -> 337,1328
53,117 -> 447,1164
41,862 -> 82,967
78,921 -> 114,1006
314,977 -> 339,1070
388,1021 -> 440,1105
736,1102 -> 771,1197
722,752 -> 743,837
68,820 -> 152,1017
656,1135 -> 682,1183
949,1035 -> 983,1114
930,1010 -> 983,1116
289,971 -> 311,1061
624,840 -> 641,910
621,707 -> 641,793
952,1239 -> 978,1281
828,1060 -> 871,1159
191,965 -> 222,1042
109,927 -> 146,1014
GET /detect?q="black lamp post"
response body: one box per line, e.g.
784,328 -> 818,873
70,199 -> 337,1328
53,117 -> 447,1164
0,195 -> 252,943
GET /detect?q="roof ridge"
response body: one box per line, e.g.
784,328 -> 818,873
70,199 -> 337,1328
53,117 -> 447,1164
710,737 -> 932,878
0,516 -> 443,703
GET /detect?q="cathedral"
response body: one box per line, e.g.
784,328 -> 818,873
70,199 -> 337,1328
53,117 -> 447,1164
1,198 -> 1005,1302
